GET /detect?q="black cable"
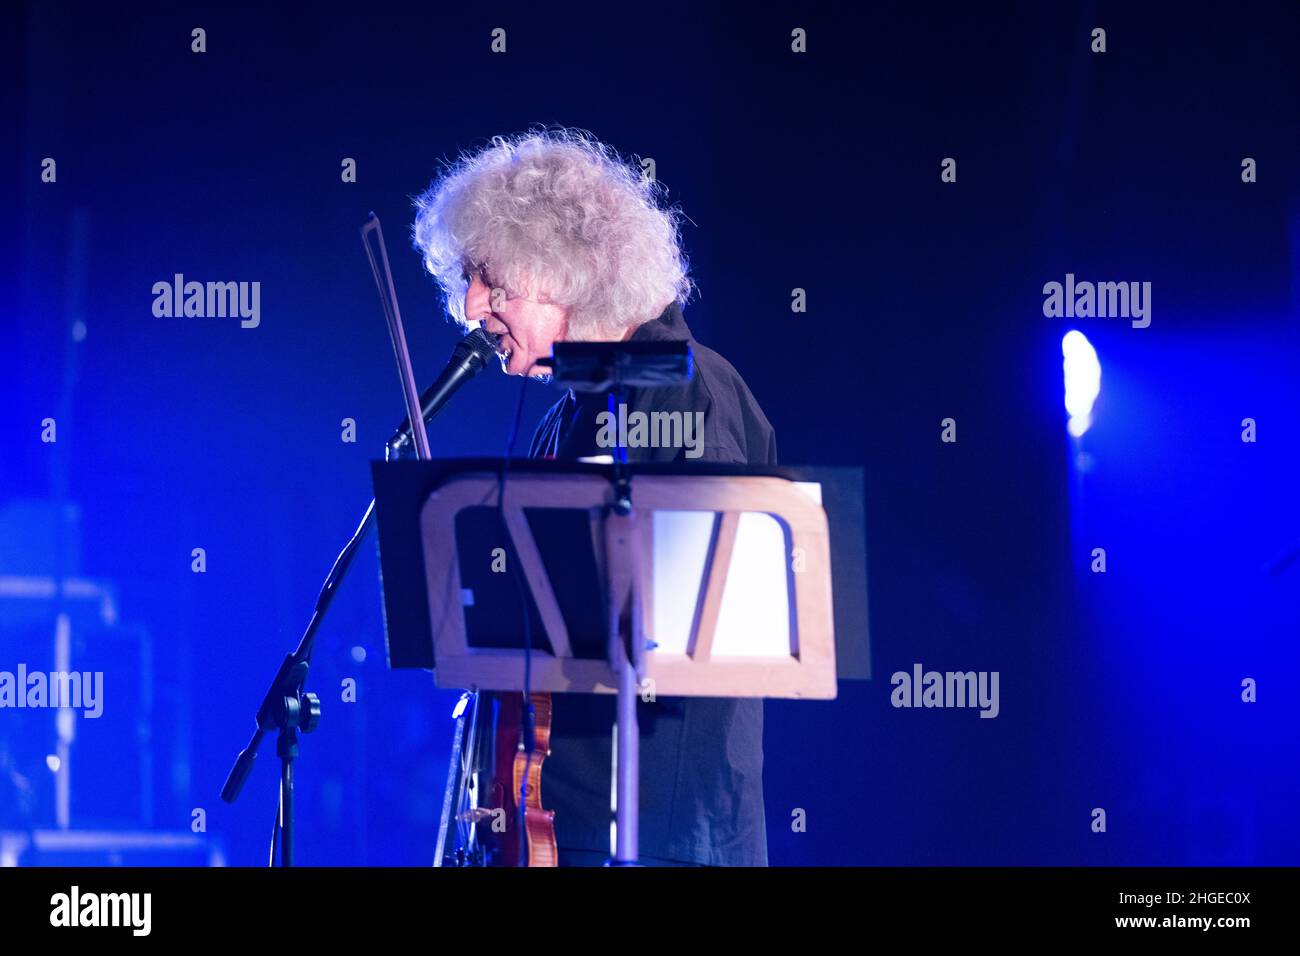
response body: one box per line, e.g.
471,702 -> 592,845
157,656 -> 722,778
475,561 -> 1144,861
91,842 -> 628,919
496,373 -> 534,866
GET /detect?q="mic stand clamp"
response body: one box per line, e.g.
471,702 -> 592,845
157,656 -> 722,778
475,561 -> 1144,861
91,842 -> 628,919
272,658 -> 321,867
222,652 -> 321,867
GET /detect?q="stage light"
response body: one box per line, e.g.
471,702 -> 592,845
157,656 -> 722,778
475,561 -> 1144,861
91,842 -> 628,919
1062,330 -> 1101,437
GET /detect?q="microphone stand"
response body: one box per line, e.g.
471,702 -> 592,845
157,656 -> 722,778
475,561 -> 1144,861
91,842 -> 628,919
218,343 -> 495,864
220,213 -> 468,865
219,496 -> 375,864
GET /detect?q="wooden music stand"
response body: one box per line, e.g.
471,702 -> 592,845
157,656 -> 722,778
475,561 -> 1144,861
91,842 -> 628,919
403,465 -> 838,865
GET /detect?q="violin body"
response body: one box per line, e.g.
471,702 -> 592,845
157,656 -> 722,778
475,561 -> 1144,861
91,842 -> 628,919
446,690 -> 557,867
485,691 -> 557,867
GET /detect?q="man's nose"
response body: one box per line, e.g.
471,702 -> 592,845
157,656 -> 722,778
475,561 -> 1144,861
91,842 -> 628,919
466,283 -> 494,319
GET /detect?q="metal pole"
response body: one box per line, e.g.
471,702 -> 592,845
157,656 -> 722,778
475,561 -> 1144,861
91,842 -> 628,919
613,646 -> 639,864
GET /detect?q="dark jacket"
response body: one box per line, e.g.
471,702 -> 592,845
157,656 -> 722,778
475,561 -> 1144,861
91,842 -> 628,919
528,300 -> 777,866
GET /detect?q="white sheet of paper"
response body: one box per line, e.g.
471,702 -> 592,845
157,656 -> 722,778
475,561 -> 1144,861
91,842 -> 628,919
650,482 -> 821,659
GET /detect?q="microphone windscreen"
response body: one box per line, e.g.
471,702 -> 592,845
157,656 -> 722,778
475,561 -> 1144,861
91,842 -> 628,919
459,326 -> 500,364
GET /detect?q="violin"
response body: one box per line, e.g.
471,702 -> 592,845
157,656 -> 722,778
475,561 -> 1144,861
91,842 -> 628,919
481,691 -> 557,867
443,690 -> 557,867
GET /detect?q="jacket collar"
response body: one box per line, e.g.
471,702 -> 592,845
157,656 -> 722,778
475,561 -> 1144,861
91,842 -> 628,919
629,300 -> 691,343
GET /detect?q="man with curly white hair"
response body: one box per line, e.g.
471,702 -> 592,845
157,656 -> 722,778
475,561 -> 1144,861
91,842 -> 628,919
413,128 -> 777,866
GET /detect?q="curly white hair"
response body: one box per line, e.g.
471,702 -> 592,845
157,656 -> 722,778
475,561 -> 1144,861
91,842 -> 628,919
412,127 -> 692,340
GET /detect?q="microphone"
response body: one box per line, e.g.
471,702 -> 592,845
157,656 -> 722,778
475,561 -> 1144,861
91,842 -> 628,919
387,327 -> 499,455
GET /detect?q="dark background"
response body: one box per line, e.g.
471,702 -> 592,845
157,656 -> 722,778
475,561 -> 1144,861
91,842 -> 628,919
3,1 -> 1297,865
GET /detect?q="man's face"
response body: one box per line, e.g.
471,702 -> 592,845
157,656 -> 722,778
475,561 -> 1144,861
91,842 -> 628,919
464,269 -> 569,377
